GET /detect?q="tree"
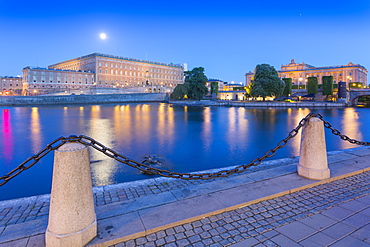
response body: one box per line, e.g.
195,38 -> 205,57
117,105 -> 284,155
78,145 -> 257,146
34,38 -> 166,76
170,84 -> 188,100
307,77 -> 318,94
170,67 -> 208,100
210,81 -> 219,95
282,78 -> 292,96
250,64 -> 285,100
322,76 -> 333,97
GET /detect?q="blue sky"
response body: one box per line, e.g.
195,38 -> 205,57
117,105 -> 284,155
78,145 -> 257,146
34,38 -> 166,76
1,0 -> 370,83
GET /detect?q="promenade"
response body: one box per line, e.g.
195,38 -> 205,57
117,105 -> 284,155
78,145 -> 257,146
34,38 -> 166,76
0,146 -> 369,246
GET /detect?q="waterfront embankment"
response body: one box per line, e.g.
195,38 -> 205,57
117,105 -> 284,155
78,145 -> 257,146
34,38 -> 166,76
0,146 -> 369,246
0,93 -> 168,106
169,100 -> 347,108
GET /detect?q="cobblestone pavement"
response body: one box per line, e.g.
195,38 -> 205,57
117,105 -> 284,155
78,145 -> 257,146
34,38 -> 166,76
111,171 -> 370,247
0,157 -> 296,228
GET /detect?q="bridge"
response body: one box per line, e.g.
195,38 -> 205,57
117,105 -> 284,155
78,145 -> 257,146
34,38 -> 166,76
348,89 -> 370,106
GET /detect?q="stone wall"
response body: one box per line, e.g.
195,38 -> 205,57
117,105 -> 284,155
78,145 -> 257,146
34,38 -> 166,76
169,100 -> 346,108
0,93 -> 168,106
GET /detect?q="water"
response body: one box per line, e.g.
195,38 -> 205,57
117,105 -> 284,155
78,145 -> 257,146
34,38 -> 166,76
0,103 -> 368,201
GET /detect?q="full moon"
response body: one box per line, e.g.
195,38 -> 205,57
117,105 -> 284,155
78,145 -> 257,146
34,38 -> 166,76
100,33 -> 107,40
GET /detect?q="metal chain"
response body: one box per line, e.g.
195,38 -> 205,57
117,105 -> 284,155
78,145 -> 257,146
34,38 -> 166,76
314,113 -> 370,146
1,112 -> 369,186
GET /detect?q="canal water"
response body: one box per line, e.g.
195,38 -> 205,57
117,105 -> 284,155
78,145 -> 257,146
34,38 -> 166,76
0,103 -> 368,201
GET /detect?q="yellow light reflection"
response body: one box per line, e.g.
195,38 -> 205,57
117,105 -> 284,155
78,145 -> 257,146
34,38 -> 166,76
157,103 -> 175,148
340,108 -> 361,149
202,107 -> 212,151
288,108 -> 311,156
89,105 -> 116,186
30,107 -> 43,153
226,107 -> 248,155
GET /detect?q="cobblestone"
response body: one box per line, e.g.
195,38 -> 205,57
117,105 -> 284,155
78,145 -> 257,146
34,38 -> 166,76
112,171 -> 369,247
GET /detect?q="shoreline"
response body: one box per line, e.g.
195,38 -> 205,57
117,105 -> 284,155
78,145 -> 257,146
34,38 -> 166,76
0,94 -> 347,107
169,99 -> 347,108
0,93 -> 168,106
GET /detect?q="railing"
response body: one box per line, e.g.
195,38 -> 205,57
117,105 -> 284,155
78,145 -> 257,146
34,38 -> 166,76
2,112 -> 369,246
1,112 -> 368,187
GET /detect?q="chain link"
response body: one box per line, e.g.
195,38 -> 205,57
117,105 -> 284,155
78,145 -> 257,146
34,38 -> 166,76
1,112 -> 369,187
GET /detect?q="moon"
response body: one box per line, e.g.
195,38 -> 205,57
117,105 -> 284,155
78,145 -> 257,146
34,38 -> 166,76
100,33 -> 107,40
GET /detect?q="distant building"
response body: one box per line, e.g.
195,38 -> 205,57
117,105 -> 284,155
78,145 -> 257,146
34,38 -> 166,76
206,79 -> 226,94
22,67 -> 94,95
0,76 -> 23,95
246,59 -> 368,87
48,53 -> 184,94
218,82 -> 246,101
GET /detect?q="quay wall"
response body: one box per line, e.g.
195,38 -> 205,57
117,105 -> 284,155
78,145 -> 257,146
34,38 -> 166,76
0,93 -> 168,106
169,100 -> 347,108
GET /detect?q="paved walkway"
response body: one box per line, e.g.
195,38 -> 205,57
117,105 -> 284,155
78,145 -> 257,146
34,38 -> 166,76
0,146 -> 369,246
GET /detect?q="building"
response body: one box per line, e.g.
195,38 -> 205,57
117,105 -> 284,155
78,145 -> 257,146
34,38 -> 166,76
48,53 -> 184,94
246,59 -> 368,87
22,67 -> 95,95
206,79 -> 226,94
0,76 -> 23,95
218,82 -> 246,101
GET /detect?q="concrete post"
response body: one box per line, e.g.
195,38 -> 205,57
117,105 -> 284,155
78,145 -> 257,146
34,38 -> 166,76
46,143 -> 97,247
298,117 -> 330,180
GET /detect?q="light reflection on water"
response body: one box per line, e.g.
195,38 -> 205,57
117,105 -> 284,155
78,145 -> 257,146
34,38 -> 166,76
1,104 -> 370,200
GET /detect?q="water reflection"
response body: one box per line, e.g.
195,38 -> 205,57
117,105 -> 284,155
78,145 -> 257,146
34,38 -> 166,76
288,108 -> 311,156
2,104 -> 370,201
30,107 -> 43,154
202,107 -> 212,152
88,105 -> 116,186
1,109 -> 13,164
340,108 -> 362,149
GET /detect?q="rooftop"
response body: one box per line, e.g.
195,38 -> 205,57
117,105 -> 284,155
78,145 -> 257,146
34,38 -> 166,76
49,53 -> 184,69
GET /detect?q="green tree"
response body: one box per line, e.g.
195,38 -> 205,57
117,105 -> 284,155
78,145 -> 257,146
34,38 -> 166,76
250,64 -> 285,100
322,76 -> 333,97
307,77 -> 318,94
282,78 -> 292,96
170,83 -> 188,100
185,67 -> 208,100
170,67 -> 208,100
210,81 -> 219,95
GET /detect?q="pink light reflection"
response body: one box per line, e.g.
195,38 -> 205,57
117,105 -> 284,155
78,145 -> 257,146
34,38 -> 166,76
2,109 -> 14,164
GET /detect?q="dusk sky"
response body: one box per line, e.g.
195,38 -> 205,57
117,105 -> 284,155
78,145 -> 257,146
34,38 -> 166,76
1,0 -> 370,84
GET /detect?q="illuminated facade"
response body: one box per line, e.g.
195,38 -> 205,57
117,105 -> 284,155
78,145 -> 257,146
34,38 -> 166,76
0,76 -> 23,95
246,59 -> 368,87
22,67 -> 94,95
48,53 -> 184,93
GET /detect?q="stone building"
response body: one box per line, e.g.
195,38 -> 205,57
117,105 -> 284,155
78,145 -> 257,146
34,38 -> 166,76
48,53 -> 184,94
22,67 -> 95,95
0,76 -> 23,95
246,59 -> 368,87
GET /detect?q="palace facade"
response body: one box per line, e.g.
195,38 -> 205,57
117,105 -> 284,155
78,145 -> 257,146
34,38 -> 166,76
22,67 -> 95,95
48,53 -> 184,93
0,76 -> 23,95
21,53 -> 184,95
246,59 -> 368,87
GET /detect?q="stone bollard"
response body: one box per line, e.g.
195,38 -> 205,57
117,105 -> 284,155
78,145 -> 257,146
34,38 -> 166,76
298,117 -> 330,180
46,143 -> 97,247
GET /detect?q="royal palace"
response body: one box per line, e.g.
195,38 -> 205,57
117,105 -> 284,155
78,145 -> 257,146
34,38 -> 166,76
246,59 -> 368,87
1,53 -> 185,95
